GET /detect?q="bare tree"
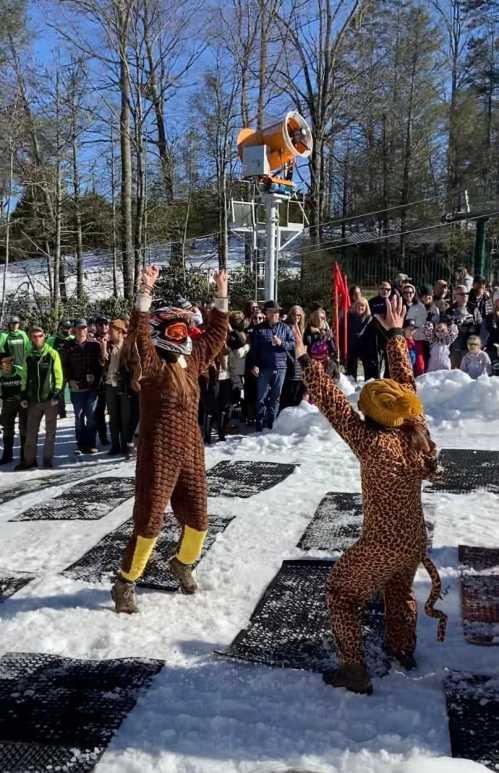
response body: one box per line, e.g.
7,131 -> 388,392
132,0 -> 204,204
193,53 -> 240,269
277,0 -> 365,242
0,92 -> 22,322
432,0 -> 469,206
56,0 -> 137,297
63,58 -> 88,300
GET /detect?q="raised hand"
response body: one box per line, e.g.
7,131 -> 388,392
292,323 -> 306,358
141,264 -> 160,290
375,294 -> 406,331
213,269 -> 228,298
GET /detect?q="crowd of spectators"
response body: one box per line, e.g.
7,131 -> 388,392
0,264 -> 498,464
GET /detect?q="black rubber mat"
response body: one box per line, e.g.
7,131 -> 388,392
458,545 -> 499,646
461,575 -> 499,646
426,449 -> 499,494
444,671 -> 499,770
0,575 -> 33,602
459,545 -> 499,572
297,492 -> 434,551
0,651 -> 163,773
0,463 -> 118,507
207,460 -> 296,498
218,559 -> 389,677
11,477 -> 135,521
62,514 -> 233,590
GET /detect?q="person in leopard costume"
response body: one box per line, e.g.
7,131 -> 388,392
111,265 -> 228,613
294,295 -> 447,695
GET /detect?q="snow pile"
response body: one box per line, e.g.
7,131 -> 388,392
273,374 -> 355,439
273,400 -> 333,439
417,369 -> 499,423
254,758 -> 488,773
337,372 -> 356,397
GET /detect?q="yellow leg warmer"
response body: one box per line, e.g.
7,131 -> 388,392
120,535 -> 157,582
176,526 -> 208,565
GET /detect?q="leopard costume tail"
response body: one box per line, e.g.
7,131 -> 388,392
421,554 -> 447,642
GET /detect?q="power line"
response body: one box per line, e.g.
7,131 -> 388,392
292,210 -> 499,259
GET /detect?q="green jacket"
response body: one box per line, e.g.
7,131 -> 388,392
22,343 -> 63,404
0,330 -> 30,368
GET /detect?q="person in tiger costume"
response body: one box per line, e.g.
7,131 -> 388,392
111,265 -> 228,613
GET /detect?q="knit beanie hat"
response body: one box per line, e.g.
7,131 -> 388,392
358,379 -> 423,428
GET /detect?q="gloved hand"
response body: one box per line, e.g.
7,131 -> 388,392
50,397 -> 59,407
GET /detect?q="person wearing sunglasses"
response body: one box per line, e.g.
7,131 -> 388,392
16,327 -> 63,470
111,265 -> 228,613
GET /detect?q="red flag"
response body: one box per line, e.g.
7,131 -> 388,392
333,263 -> 340,362
333,263 -> 351,362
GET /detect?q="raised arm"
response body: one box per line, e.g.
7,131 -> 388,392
300,357 -> 373,456
125,265 -> 163,382
191,271 -> 229,374
375,295 -> 416,391
386,335 -> 416,391
293,325 -> 372,457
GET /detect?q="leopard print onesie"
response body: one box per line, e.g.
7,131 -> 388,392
301,332 -> 446,666
120,303 -> 228,577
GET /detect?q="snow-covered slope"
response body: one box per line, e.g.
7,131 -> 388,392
3,235 -> 303,302
0,375 -> 498,772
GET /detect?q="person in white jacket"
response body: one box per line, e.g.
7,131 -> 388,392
423,321 -> 459,372
460,335 -> 492,379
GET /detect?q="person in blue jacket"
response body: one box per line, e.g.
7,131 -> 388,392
248,300 -> 295,431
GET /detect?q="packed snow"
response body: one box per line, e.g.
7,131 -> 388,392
417,369 -> 499,424
0,372 -> 498,772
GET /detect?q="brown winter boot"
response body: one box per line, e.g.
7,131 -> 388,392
168,556 -> 198,594
323,663 -> 373,695
111,576 -> 139,614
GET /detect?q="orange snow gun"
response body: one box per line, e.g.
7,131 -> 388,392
237,111 -> 313,175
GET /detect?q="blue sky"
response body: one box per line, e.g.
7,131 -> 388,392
29,1 -> 63,67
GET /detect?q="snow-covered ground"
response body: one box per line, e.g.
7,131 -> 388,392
0,374 -> 498,772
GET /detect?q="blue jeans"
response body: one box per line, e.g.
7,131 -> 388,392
256,368 -> 286,429
71,390 -> 98,450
